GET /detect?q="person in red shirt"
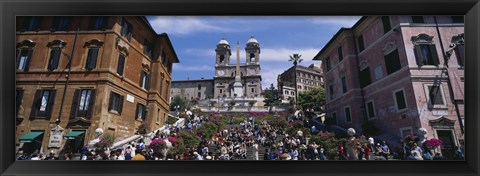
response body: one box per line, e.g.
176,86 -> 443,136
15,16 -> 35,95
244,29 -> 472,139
337,143 -> 345,160
363,144 -> 371,160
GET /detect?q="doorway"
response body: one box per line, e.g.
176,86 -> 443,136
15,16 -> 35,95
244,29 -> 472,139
436,130 -> 456,159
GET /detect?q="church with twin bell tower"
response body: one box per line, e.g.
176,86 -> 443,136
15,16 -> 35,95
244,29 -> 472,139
214,36 -> 262,99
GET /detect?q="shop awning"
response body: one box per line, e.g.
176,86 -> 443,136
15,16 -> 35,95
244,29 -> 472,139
19,132 -> 43,143
63,131 -> 85,139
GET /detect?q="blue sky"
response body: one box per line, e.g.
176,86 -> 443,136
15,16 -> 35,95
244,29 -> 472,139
146,16 -> 361,89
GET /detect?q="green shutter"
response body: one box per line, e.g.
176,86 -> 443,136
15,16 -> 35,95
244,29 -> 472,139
414,45 -> 423,66
429,44 -> 440,66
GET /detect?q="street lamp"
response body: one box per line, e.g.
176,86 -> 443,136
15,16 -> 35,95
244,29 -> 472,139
56,24 -> 80,126
55,118 -> 61,126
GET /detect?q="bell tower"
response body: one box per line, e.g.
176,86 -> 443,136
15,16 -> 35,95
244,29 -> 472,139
215,38 -> 231,66
245,36 -> 260,65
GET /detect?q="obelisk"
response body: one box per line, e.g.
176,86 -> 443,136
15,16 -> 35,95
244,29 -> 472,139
233,42 -> 244,97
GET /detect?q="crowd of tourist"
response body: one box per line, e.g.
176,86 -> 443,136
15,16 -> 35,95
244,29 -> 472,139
16,110 -> 463,161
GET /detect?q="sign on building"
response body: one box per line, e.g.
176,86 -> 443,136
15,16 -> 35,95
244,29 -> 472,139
48,125 -> 65,148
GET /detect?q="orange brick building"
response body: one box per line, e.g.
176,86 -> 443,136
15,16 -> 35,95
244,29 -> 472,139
15,16 -> 179,155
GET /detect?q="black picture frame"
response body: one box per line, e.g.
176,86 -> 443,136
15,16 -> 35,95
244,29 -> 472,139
1,0 -> 479,176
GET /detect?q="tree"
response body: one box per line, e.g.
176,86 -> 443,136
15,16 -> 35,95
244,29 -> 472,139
178,130 -> 200,151
196,122 -> 218,141
288,53 -> 302,106
297,86 -> 325,112
263,84 -> 282,106
170,95 -> 188,111
288,53 -> 303,66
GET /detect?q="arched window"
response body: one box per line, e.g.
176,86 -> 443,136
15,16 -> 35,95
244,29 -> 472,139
249,53 -> 255,62
219,55 -> 225,64
16,40 -> 36,71
46,40 -> 67,71
84,39 -> 104,70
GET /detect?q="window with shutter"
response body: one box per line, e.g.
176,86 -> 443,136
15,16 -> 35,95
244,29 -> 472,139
428,85 -> 444,105
341,76 -> 347,93
89,16 -> 106,30
30,90 -> 42,120
121,18 -> 132,41
366,101 -> 375,119
22,17 -> 41,31
144,40 -> 154,59
159,74 -> 164,97
326,57 -> 331,72
117,54 -> 125,76
140,71 -> 149,89
108,91 -> 123,114
77,89 -> 94,117
136,103 -> 146,120
344,106 -> 352,123
452,34 -> 465,67
86,48 -> 99,70
70,90 -> 80,119
382,16 -> 391,34
360,67 -> 371,88
30,89 -> 56,119
16,89 -> 24,118
412,34 -> 438,67
48,48 -> 61,71
337,47 -> 343,62
51,16 -> 72,31
384,49 -> 402,74
414,44 -> 439,66
425,85 -> 447,109
357,35 -> 365,51
165,82 -> 170,100
394,90 -> 407,111
161,49 -> 167,65
17,49 -> 33,70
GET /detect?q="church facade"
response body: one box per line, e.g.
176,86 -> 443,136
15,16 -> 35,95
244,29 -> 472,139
171,36 -> 263,101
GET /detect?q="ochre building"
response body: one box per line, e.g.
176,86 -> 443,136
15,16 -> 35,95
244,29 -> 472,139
15,16 -> 179,156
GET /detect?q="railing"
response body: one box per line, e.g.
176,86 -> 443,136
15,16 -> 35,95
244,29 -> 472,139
108,118 -> 185,150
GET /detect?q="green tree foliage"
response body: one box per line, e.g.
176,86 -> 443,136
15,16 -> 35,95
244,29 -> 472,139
297,86 -> 325,111
169,95 -> 188,111
178,130 -> 200,151
288,53 -> 303,66
263,83 -> 282,106
196,122 -> 218,140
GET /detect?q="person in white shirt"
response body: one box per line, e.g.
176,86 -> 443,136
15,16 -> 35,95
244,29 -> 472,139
368,136 -> 375,153
252,143 -> 259,160
30,153 -> 41,160
194,152 -> 203,160
113,150 -> 125,160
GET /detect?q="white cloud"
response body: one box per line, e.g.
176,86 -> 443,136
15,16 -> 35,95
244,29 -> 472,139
261,48 -> 320,62
183,48 -> 216,57
310,16 -> 362,28
260,67 -> 286,89
173,64 -> 214,71
149,16 -> 237,35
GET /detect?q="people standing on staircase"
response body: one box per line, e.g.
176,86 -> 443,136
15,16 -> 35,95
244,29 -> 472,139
368,136 -> 375,153
380,141 -> 390,160
363,144 -> 371,160
252,143 -> 259,160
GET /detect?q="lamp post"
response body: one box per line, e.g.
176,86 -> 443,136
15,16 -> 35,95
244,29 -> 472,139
56,24 -> 80,125
55,118 -> 61,126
